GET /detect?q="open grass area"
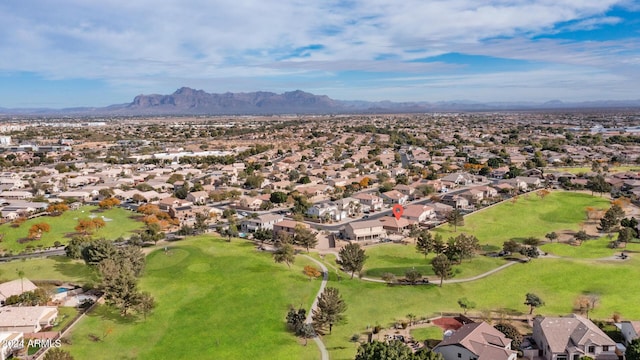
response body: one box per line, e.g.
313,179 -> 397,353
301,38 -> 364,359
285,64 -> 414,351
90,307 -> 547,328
361,243 -> 505,279
410,326 -> 443,342
66,236 -> 320,360
0,206 -> 144,253
318,255 -> 640,360
541,238 -> 640,258
0,256 -> 94,283
432,191 -> 609,246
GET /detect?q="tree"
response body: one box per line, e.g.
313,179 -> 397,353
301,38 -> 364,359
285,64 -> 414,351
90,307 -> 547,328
627,338 -> 640,360
65,235 -> 92,259
545,232 -> 558,243
136,291 -> 156,320
300,323 -> 316,346
193,212 -> 210,234
82,238 -> 118,267
446,210 -> 464,232
502,240 -> 521,253
47,203 -> 69,215
431,254 -> 453,287
98,197 -> 121,209
99,258 -> 140,316
273,243 -> 295,268
494,323 -> 523,349
599,204 -> 625,233
457,297 -> 476,314
312,287 -> 347,334
27,222 -> 51,240
270,191 -> 288,204
355,340 -> 444,360
404,268 -> 422,285
415,230 -> 434,258
337,242 -> 368,279
524,293 -> 544,314
523,237 -> 540,246
294,225 -> 318,252
445,233 -> 479,264
618,227 -> 635,242
574,294 -> 599,319
304,265 -> 322,280
44,348 -> 75,360
381,272 -> 397,285
586,175 -> 611,196
286,307 -> 307,335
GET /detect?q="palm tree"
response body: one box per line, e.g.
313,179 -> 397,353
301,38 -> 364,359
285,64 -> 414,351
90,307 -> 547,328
16,269 -> 25,293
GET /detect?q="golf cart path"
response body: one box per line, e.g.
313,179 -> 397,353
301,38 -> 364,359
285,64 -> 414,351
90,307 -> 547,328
303,255 -> 330,360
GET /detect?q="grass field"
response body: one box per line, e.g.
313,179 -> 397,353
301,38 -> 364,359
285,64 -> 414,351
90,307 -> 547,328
0,256 -> 94,283
410,326 -> 443,342
432,191 -> 610,246
319,254 -> 640,360
541,238 -> 640,258
361,243 -> 505,279
0,206 -> 144,253
66,236 -> 321,360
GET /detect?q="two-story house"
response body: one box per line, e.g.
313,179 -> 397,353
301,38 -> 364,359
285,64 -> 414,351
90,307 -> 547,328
433,321 -> 517,360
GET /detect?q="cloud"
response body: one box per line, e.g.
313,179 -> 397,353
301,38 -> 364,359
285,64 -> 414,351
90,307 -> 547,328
0,0 -> 638,105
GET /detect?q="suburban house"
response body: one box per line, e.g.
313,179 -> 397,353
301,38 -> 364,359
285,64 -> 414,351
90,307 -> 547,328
0,306 -> 58,333
307,202 -> 345,221
186,191 -> 209,205
433,321 -> 517,360
332,197 -> 360,217
241,214 -> 284,233
459,188 -> 484,204
0,279 -> 38,306
441,172 -> 481,186
440,194 -> 470,209
393,184 -> 416,199
619,320 -> 640,345
378,216 -> 413,234
236,196 -> 263,211
530,314 -> 617,360
168,205 -> 198,225
273,220 -> 309,236
158,197 -> 193,212
352,193 -> 383,212
515,176 -> 543,190
403,204 -> 435,223
342,219 -> 386,242
379,190 -> 409,205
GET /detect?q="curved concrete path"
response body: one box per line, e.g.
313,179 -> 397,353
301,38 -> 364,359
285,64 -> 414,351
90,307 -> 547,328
303,255 -> 330,360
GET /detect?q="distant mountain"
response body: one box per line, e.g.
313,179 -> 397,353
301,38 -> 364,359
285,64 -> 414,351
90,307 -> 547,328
1,87 -> 640,116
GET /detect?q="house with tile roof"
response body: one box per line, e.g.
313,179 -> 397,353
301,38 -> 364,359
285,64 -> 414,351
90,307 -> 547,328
433,321 -> 517,360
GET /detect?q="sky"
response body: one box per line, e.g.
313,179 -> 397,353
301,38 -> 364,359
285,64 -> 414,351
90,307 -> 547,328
1,0 -> 640,108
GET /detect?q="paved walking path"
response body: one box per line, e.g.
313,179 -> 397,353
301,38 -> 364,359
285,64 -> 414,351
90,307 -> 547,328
303,255 -> 330,360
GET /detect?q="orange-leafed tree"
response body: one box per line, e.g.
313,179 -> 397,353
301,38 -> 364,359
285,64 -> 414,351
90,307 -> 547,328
359,177 -> 370,188
11,217 -> 27,228
138,204 -> 161,216
27,222 -> 51,240
47,203 -> 69,216
98,197 -> 121,209
303,265 -> 322,280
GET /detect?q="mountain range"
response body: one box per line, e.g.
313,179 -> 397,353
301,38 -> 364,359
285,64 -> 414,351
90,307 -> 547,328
2,87 -> 640,116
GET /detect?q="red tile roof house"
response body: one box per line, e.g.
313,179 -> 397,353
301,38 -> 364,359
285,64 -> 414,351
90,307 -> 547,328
379,190 -> 409,205
433,321 -> 517,360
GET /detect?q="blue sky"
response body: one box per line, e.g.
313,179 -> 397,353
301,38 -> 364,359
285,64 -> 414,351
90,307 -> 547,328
1,0 -> 639,108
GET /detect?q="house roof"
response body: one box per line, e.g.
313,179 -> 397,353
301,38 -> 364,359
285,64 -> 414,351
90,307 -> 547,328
380,190 -> 406,200
534,314 -> 616,354
346,219 -> 384,230
435,322 -> 515,360
403,204 -> 434,218
379,216 -> 413,228
0,306 -> 58,328
274,220 -> 309,230
0,279 -> 38,301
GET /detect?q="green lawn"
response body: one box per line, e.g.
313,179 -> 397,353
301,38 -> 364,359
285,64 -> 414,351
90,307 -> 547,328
410,326 -> 443,342
432,191 -> 609,246
319,255 -> 640,360
66,236 -> 321,360
0,256 -> 94,283
361,243 -> 505,279
541,238 -> 640,258
0,206 -> 144,253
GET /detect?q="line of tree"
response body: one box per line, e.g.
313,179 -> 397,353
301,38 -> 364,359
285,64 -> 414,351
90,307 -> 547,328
355,340 -> 444,360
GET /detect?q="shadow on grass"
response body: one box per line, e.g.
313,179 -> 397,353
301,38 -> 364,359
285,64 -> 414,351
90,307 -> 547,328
53,260 -> 97,282
89,304 -> 139,325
